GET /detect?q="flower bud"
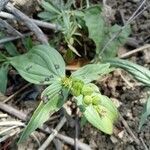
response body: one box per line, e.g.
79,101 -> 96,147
83,95 -> 92,105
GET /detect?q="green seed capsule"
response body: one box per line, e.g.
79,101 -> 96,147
71,79 -> 84,96
83,95 -> 92,105
92,95 -> 101,105
81,85 -> 93,96
71,87 -> 81,96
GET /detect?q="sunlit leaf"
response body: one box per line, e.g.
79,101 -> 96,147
84,104 -> 113,134
100,95 -> 118,122
76,96 -> 113,134
75,95 -> 117,134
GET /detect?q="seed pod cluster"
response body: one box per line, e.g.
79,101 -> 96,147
63,77 -> 118,134
70,79 -> 101,106
71,79 -> 84,96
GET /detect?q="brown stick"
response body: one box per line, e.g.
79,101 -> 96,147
0,102 -> 26,120
0,18 -> 22,36
120,44 -> 150,59
5,3 -> 48,45
3,83 -> 31,103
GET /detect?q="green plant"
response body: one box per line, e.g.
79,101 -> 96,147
0,35 -> 33,94
105,58 -> 150,129
39,0 -> 83,56
1,0 -> 149,143
5,44 -> 118,143
39,1 -> 131,60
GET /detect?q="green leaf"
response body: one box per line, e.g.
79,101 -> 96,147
8,45 -> 66,85
75,95 -> 116,134
71,63 -> 111,83
38,11 -> 55,21
18,82 -> 64,143
64,0 -> 74,10
41,81 -> 62,101
84,5 -> 105,54
100,95 -> 118,122
139,96 -> 150,130
41,1 -> 61,15
106,58 -> 150,86
84,105 -> 113,134
0,63 -> 9,93
4,42 -> 19,56
110,25 -> 131,44
22,36 -> 33,51
101,25 -> 131,60
0,52 -> 7,62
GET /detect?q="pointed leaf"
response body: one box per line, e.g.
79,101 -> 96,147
75,95 -> 114,134
8,45 -> 66,85
41,1 -> 61,15
84,6 -> 105,54
100,95 -> 118,122
18,83 -> 63,143
106,58 -> 150,86
101,25 -> 131,60
4,42 -> 19,56
22,36 -> 33,51
71,63 -> 111,83
84,104 -> 113,134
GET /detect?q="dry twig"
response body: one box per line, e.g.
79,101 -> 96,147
3,83 -> 31,103
0,32 -> 32,44
120,44 -> 150,59
5,3 -> 48,45
0,18 -> 22,36
0,102 -> 91,150
119,114 -> 140,145
38,116 -> 66,150
0,11 -> 60,30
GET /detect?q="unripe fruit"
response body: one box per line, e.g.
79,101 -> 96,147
71,79 -> 84,96
92,95 -> 101,105
82,85 -> 93,96
71,87 -> 81,96
83,95 -> 92,105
